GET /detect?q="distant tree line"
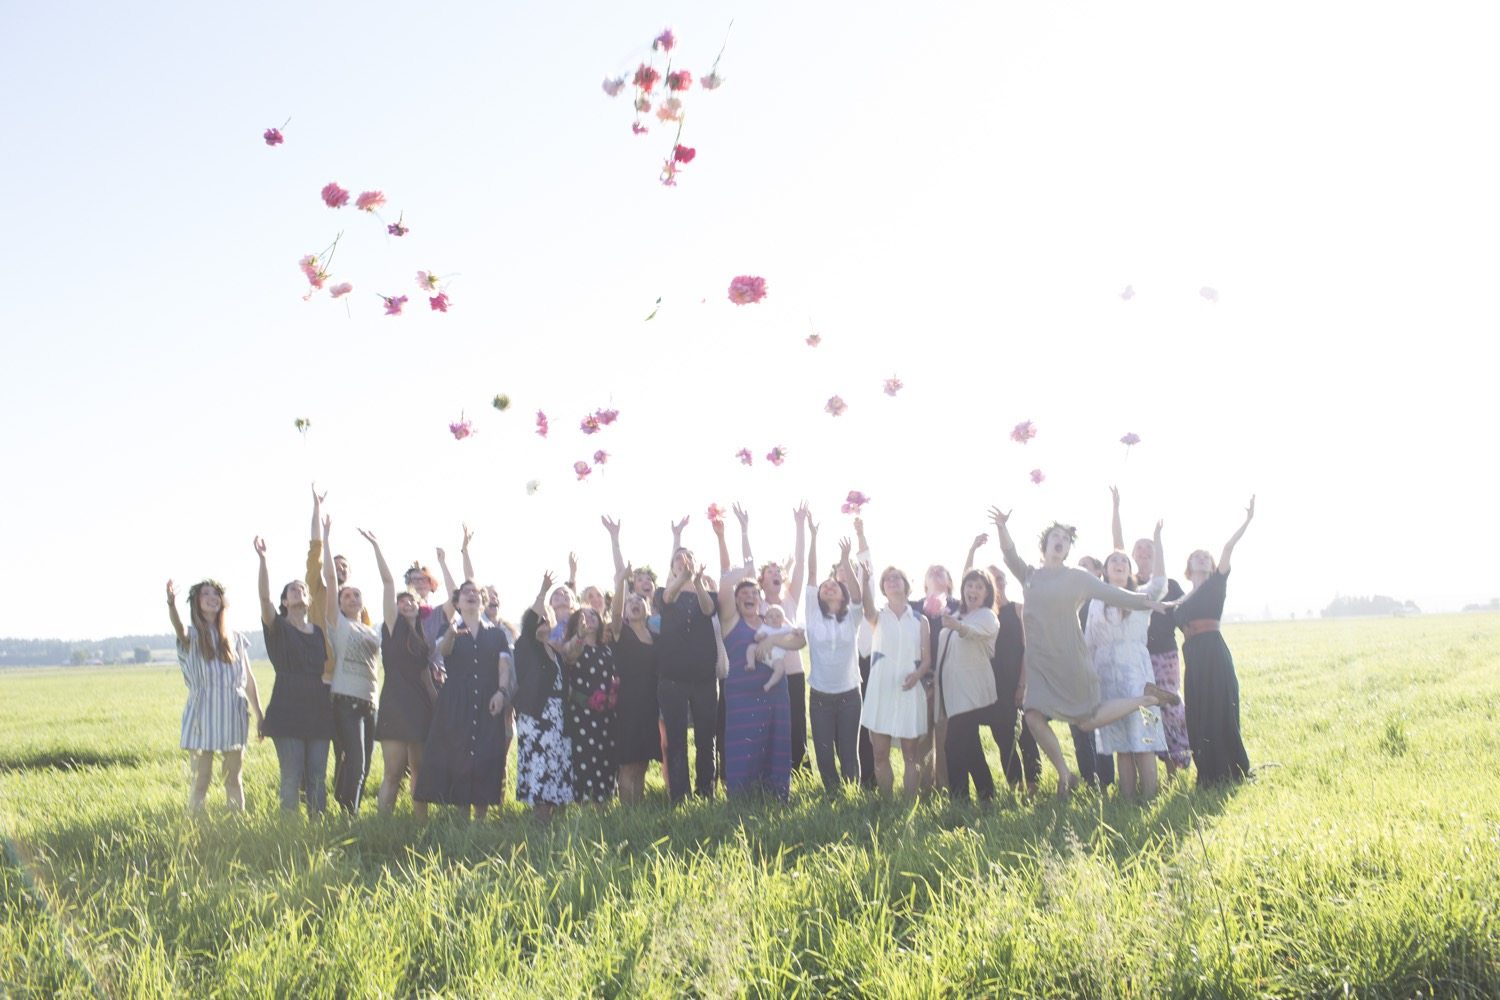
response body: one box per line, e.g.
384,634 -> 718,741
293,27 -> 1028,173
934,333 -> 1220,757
0,632 -> 269,667
1322,595 -> 1421,618
1462,598 -> 1500,613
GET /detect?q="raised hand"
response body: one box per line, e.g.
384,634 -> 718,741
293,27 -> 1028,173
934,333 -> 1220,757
970,532 -> 988,551
436,547 -> 447,563
461,523 -> 475,550
166,579 -> 177,603
358,528 -> 379,545
733,503 -> 749,530
1154,519 -> 1164,541
988,506 -> 1011,529
568,552 -> 578,580
793,501 -> 809,525
601,515 -> 620,536
538,570 -> 555,596
311,482 -> 327,505
671,514 -> 690,535
253,536 -> 267,558
1245,496 -> 1256,521
838,537 -> 852,562
1110,485 -> 1120,507
321,514 -> 331,536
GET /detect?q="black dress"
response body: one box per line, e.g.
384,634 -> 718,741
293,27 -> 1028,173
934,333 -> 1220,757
261,616 -> 334,740
376,618 -> 434,742
1172,570 -> 1250,787
612,626 -> 660,767
567,642 -> 619,803
414,620 -> 511,806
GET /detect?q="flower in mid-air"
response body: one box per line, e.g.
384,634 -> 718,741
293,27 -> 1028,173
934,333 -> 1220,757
1030,469 -> 1045,485
387,216 -> 409,237
580,414 -> 601,435
382,294 -> 408,315
736,447 -> 753,466
355,190 -> 385,212
666,70 -> 692,91
728,275 -> 767,305
673,144 -> 696,164
329,282 -> 353,298
1011,420 -> 1037,444
526,480 -> 541,495
805,333 -> 821,347
700,72 -> 722,90
535,411 -> 549,437
1120,432 -> 1141,447
298,255 -> 326,290
1120,284 -> 1135,301
429,293 -> 450,312
1200,286 -> 1219,303
593,449 -> 609,465
825,395 -> 847,417
766,447 -> 787,466
417,271 -> 440,291
631,122 -> 649,135
321,182 -> 350,208
263,128 -> 284,146
841,490 -> 871,515
707,503 -> 726,523
883,376 -> 903,397
294,417 -> 310,436
633,64 -> 661,93
602,76 -> 627,97
493,394 -> 511,411
574,461 -> 593,481
595,408 -> 619,425
449,417 -> 474,440
653,28 -> 675,52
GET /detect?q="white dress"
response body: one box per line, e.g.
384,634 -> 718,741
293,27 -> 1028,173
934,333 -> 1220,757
859,605 -> 928,739
1086,575 -> 1166,754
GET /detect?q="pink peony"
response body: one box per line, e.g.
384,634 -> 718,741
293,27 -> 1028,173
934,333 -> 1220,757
841,490 -> 871,515
700,71 -> 723,90
535,410 -> 549,437
631,122 -> 649,135
574,460 -> 593,481
736,447 -> 753,466
298,255 -> 326,289
825,395 -> 847,417
417,271 -> 440,291
355,190 -> 386,212
593,449 -> 609,465
727,275 -> 767,305
633,64 -> 661,93
1011,420 -> 1037,444
766,446 -> 787,466
321,182 -> 350,209
595,407 -> 619,425
329,282 -> 353,298
429,293 -> 450,312
602,76 -> 627,97
1120,432 -> 1141,447
673,144 -> 696,164
805,333 -> 821,347
580,414 -> 601,435
707,503 -> 726,523
449,418 -> 474,440
653,28 -> 675,52
883,376 -> 903,397
1120,284 -> 1135,301
263,127 -> 284,146
666,70 -> 692,91
382,294 -> 408,315
1030,468 -> 1045,485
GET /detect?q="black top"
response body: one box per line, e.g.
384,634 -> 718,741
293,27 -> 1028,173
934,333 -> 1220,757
992,602 -> 1024,675
1137,575 -> 1185,654
261,615 -> 335,740
513,607 -> 562,718
1172,570 -> 1230,630
654,586 -> 720,683
376,618 -> 435,742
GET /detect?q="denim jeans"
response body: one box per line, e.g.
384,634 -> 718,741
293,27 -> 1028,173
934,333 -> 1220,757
809,686 -> 862,793
658,675 -> 718,804
271,737 -> 331,815
332,695 -> 377,814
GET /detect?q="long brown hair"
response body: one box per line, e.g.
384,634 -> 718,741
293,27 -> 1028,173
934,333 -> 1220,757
188,580 -> 234,663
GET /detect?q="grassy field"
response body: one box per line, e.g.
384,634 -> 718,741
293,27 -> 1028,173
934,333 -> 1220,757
2,615 -> 1498,998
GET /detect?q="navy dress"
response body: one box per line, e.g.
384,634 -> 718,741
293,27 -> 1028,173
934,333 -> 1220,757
612,626 -> 661,767
1172,571 -> 1250,787
414,620 -> 511,806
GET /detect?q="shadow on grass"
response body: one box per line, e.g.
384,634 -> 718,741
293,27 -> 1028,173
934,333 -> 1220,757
0,747 -> 152,772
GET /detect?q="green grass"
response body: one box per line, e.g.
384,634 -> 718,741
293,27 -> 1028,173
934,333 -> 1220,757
2,616 -> 1499,997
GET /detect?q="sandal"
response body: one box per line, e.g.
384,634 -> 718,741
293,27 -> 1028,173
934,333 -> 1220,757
1144,682 -> 1181,707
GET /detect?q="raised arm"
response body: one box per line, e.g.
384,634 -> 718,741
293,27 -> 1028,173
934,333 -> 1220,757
1219,496 -> 1255,575
963,532 -> 987,578
609,562 -> 627,641
839,537 -> 863,607
166,579 -> 187,648
602,516 -> 626,581
1148,520 -> 1168,599
305,484 -> 327,623
860,565 -> 879,626
806,521 -> 820,587
1082,572 -> 1156,612
437,546 -> 458,599
461,523 -> 476,584
1110,486 -> 1124,552
692,562 -> 714,617
320,515 -> 337,625
566,551 -> 579,595
531,570 -> 554,618
990,506 -> 1031,584
734,503 -> 753,570
787,502 -> 809,603
711,516 -> 732,574
359,529 -> 397,630
254,537 -> 275,626
670,514 -> 689,572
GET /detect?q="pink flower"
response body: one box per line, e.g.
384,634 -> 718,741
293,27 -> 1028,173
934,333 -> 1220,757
805,333 -> 821,347
580,414 -> 601,435
587,688 -> 606,711
593,449 -> 609,465
574,460 -> 593,481
653,28 -> 675,52
329,282 -> 353,298
635,96 -> 653,113
382,294 -> 408,315
298,255 -> 326,290
355,190 -> 386,212
666,70 -> 692,91
655,97 -> 682,121
1120,432 -> 1141,447
429,293 -> 450,312
736,447 -> 753,466
631,122 -> 649,135
633,64 -> 661,93
1030,468 -> 1045,485
595,408 -> 619,425
766,446 -> 787,466
700,72 -> 723,90
535,410 -> 549,437
263,128 -> 284,147
883,376 -> 903,397
727,275 -> 767,305
1200,286 -> 1219,303
707,503 -> 726,523
825,395 -> 847,417
1120,284 -> 1135,301
841,490 -> 871,515
673,144 -> 696,164
602,76 -> 627,97
1011,420 -> 1037,444
449,417 -> 474,440
417,271 -> 440,291
387,218 -> 409,237
659,160 -> 679,187
321,182 -> 350,209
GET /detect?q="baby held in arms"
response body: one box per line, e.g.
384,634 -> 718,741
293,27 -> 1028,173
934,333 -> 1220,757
751,605 -> 802,692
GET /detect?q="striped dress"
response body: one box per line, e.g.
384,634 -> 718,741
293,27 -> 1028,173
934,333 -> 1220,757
178,627 -> 252,752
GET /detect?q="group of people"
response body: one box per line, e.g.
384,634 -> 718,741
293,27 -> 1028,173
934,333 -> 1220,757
165,484 -> 1256,817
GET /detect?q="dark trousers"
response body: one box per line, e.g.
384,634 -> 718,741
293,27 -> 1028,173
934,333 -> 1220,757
809,686 -> 862,793
988,704 -> 1041,789
857,654 -> 877,790
945,707 -> 996,801
659,675 -> 718,803
788,673 -> 810,772
1071,724 -> 1114,788
332,695 -> 376,814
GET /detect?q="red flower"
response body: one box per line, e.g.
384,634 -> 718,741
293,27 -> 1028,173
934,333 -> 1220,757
673,144 -> 696,164
429,293 -> 450,312
535,411 -> 549,437
320,182 -> 350,209
666,70 -> 692,91
633,64 -> 661,93
263,128 -> 284,147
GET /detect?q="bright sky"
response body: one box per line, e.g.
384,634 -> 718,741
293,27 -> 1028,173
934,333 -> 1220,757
3,2 -> 1496,640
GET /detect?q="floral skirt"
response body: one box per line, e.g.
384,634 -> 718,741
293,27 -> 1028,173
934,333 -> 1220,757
1150,650 -> 1192,768
515,696 -> 573,806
